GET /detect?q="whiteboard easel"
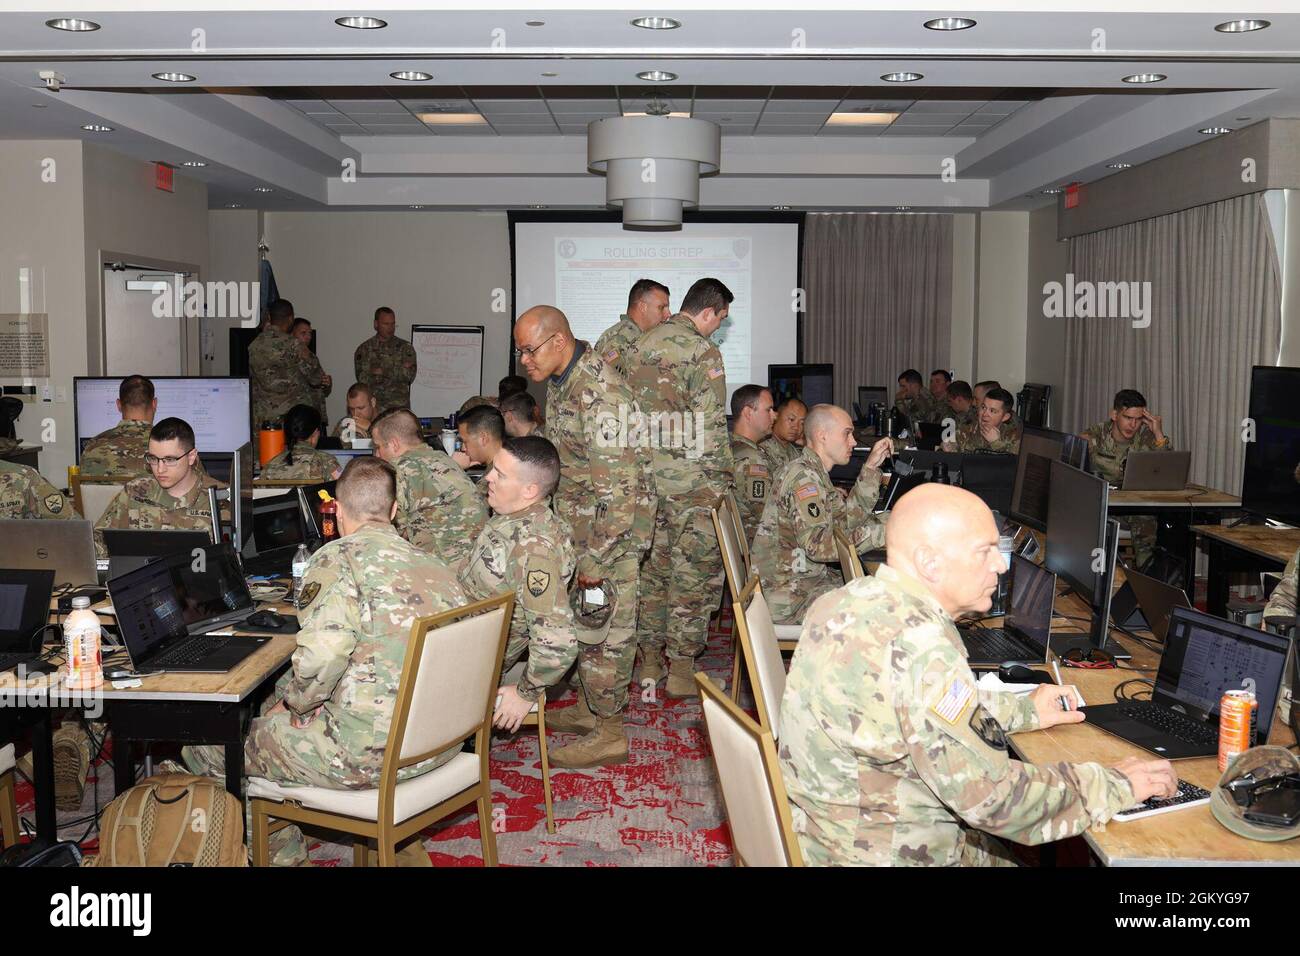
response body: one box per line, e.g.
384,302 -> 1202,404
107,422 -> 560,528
410,325 -> 484,418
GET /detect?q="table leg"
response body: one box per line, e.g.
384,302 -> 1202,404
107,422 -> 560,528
31,710 -> 57,842
114,737 -> 134,795
223,741 -> 243,800
1205,539 -> 1229,617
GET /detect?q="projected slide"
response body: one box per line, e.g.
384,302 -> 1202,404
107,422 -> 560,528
515,221 -> 799,399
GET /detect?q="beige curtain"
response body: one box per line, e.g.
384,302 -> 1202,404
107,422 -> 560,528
1063,193 -> 1282,494
802,213 -> 953,410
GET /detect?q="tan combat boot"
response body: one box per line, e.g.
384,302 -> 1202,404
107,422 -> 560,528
634,649 -> 666,684
548,714 -> 628,769
546,694 -> 597,734
665,658 -> 699,698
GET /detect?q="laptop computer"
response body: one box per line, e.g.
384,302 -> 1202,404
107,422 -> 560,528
108,543 -> 267,673
1121,450 -> 1192,491
1110,566 -> 1191,643
0,518 -> 99,586
1082,606 -> 1291,759
240,487 -> 319,577
960,554 -> 1057,667
102,528 -> 213,581
0,569 -> 55,673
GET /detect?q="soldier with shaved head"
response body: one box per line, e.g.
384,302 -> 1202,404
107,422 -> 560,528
778,483 -> 1179,867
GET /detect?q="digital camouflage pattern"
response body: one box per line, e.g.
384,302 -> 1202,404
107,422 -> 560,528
730,433 -> 780,545
0,437 -> 19,455
249,327 -> 326,425
1083,420 -> 1172,568
458,501 -> 578,702
896,390 -> 939,428
546,341 -> 655,718
79,419 -> 153,477
751,446 -> 887,624
93,472 -> 226,557
762,436 -> 801,471
303,347 -> 332,425
593,314 -> 640,373
260,442 -> 342,482
778,564 -> 1137,866
0,460 -> 74,520
392,444 -> 487,566
953,420 -> 1022,454
354,334 -> 417,413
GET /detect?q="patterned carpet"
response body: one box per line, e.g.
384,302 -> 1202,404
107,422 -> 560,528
12,609 -> 744,867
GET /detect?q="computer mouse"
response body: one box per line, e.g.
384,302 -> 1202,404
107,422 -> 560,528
998,663 -> 1054,684
105,667 -> 134,680
247,610 -> 287,629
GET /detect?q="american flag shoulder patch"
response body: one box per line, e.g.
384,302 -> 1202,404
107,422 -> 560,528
603,348 -> 619,362
707,366 -> 725,379
931,678 -> 975,725
745,463 -> 768,477
794,483 -> 819,501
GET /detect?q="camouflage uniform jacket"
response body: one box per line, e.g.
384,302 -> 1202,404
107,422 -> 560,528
0,437 -> 20,455
261,443 -> 342,482
392,443 -> 486,566
458,501 -> 578,702
354,334 -> 417,413
751,446 -> 887,622
896,391 -> 938,428
778,564 -> 1137,866
0,460 -> 74,520
249,327 -> 325,425
730,433 -> 780,545
1263,547 -> 1297,626
762,436 -> 801,471
545,341 -> 656,579
80,419 -> 152,477
288,523 -> 470,787
622,313 -> 733,501
303,348 -> 332,425
954,420 -> 1022,454
593,314 -> 641,373
1082,421 -> 1172,484
93,472 -> 225,557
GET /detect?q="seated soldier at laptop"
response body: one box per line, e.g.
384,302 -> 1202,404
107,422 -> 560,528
260,404 -> 342,482
943,387 -> 1021,454
330,382 -> 379,448
92,417 -> 225,557
752,405 -> 892,624
185,456 -> 471,866
0,459 -> 75,520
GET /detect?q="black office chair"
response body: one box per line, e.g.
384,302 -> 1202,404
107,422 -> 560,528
1015,383 -> 1052,429
0,397 -> 22,443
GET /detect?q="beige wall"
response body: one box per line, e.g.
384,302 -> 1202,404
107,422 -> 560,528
949,213 -> 977,380
263,210 -> 513,425
974,211 -> 1031,390
204,209 -> 263,376
1024,203 -> 1071,425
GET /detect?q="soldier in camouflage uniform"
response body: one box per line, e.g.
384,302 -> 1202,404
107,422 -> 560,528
371,407 -> 486,566
291,318 -> 333,428
895,368 -> 938,428
763,397 -> 805,471
778,483 -> 1179,866
330,383 -> 379,448
593,278 -> 672,373
500,390 -> 543,438
0,459 -> 74,520
93,418 -> 225,557
458,438 -> 579,733
249,300 -> 327,427
80,375 -> 156,477
943,380 -> 978,433
928,369 -> 954,423
185,457 -> 469,866
944,387 -> 1021,454
752,406 -> 891,624
1082,388 -> 1173,569
623,278 -> 735,697
260,405 -> 342,482
0,437 -> 19,456
512,307 -> 656,766
729,384 -> 780,546
354,307 -> 417,414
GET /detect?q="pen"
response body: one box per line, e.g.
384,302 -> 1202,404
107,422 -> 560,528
1051,659 -> 1077,712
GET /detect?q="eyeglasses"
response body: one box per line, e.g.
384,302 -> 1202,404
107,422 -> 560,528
513,332 -> 557,358
1062,647 -> 1115,669
144,453 -> 190,469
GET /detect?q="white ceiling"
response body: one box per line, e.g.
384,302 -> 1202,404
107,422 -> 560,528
1,3 -> 1298,213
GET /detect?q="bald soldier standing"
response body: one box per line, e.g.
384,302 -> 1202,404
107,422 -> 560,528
0,459 -> 74,520
594,278 -> 671,373
80,374 -> 157,477
513,306 -> 655,767
248,299 -> 327,427
729,384 -> 780,546
370,408 -> 486,567
623,277 -> 735,696
779,483 -> 1179,866
752,405 -> 892,624
354,306 -> 417,414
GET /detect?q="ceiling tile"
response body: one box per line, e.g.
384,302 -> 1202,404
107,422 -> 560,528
475,99 -> 551,115
837,99 -> 915,112
545,98 -> 618,112
404,99 -> 478,114
894,112 -> 969,125
758,99 -> 840,114
693,98 -> 768,111
819,126 -> 885,136
326,98 -> 406,114
975,101 -> 1028,114
882,125 -> 952,135
910,100 -> 986,112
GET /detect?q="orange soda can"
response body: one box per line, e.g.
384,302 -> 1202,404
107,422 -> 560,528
1218,689 -> 1257,772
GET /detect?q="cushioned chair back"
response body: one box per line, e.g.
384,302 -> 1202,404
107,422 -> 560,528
742,586 -> 789,739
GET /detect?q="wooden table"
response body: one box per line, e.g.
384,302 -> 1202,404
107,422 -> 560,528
1008,592 -> 1299,866
1108,484 -> 1241,581
1192,524 -> 1300,617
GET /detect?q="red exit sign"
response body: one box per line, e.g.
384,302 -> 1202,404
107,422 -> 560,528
154,162 -> 173,192
1064,182 -> 1081,209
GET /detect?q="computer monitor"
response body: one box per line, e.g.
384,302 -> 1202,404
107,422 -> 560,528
246,489 -> 312,556
1010,424 -> 1073,532
857,386 -> 888,412
959,453 -> 1017,516
199,451 -> 234,484
1241,365 -> 1300,525
1044,459 -> 1109,606
74,377 -> 252,458
231,443 -> 251,553
768,364 -> 834,409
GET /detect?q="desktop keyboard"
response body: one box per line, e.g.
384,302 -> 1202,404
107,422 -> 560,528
963,627 -> 1034,661
1117,702 -> 1218,747
149,634 -> 233,668
1114,780 -> 1211,821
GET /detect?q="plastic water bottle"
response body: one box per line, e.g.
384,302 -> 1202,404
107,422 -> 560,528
292,544 -> 311,608
64,596 -> 103,690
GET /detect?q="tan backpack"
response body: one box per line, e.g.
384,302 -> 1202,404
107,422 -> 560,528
84,773 -> 247,867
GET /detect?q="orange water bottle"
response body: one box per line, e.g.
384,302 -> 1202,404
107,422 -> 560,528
318,489 -> 339,542
258,420 -> 285,467
64,596 -> 103,691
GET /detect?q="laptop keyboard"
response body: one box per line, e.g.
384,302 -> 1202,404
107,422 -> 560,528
964,628 -> 1034,661
148,634 -> 233,668
1118,701 -> 1218,746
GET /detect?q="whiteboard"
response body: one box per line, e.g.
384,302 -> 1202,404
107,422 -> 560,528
410,325 -> 484,418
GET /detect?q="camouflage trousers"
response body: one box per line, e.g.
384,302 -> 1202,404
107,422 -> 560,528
637,496 -> 725,663
766,569 -> 841,627
1123,515 -> 1158,570
576,552 -> 642,718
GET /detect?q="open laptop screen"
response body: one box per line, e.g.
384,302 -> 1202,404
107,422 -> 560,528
0,570 -> 56,652
1005,554 -> 1056,650
1155,606 -> 1290,739
251,490 -> 310,552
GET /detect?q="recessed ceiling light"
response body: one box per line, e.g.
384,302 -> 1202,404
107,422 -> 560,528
335,16 -> 386,29
1215,19 -> 1270,33
895,205 -> 912,211
409,204 -> 425,209
1122,73 -> 1166,84
772,205 -> 791,210
1199,127 -> 1232,135
225,203 -> 243,209
81,123 -> 113,132
152,72 -> 196,83
631,16 -> 681,30
924,17 -> 976,31
826,111 -> 899,126
181,160 -> 208,167
881,72 -> 924,83
637,70 -> 678,82
525,20 -> 545,27
1041,187 -> 1063,195
45,17 -> 99,31
390,71 -> 432,82
416,112 -> 487,125
1106,162 -> 1132,169
252,186 -> 273,193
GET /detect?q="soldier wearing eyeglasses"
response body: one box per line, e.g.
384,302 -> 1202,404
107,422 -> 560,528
93,417 -> 226,557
